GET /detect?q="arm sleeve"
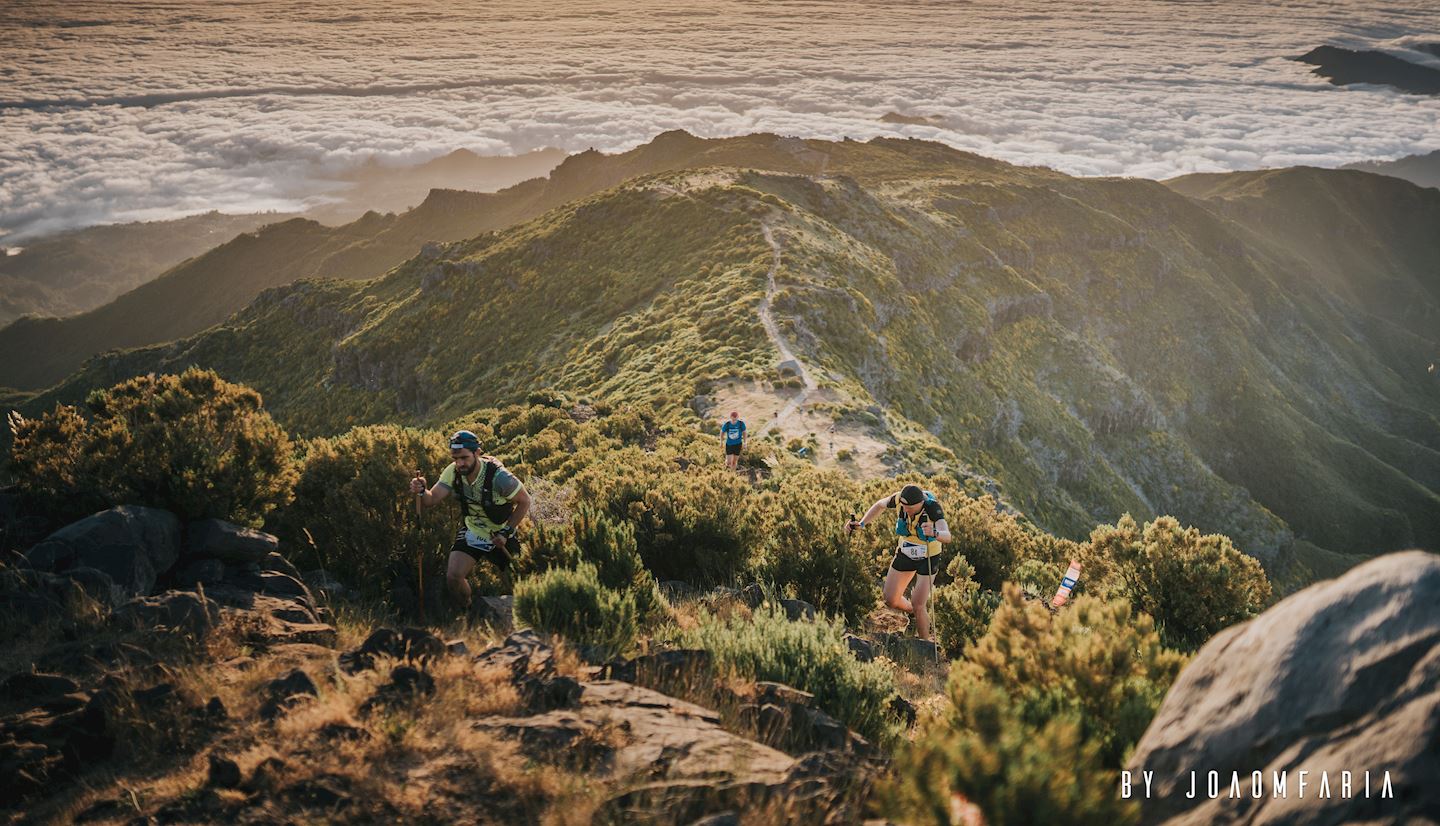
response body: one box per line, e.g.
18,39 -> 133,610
436,463 -> 458,490
884,493 -> 898,509
926,500 -> 946,522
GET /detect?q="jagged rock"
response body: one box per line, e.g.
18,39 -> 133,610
207,753 -> 241,789
471,594 -> 514,632
25,506 -> 181,598
185,519 -> 278,563
1128,551 -> 1440,825
338,627 -> 445,675
600,648 -> 712,689
259,668 -> 318,721
172,557 -> 225,587
844,634 -> 876,663
207,585 -> 336,647
474,630 -> 553,679
114,590 -> 220,637
579,680 -> 876,823
359,665 -> 436,717
780,598 -> 817,621
1,673 -> 80,703
445,639 -> 469,657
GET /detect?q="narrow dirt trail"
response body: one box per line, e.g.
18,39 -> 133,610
755,221 -> 818,438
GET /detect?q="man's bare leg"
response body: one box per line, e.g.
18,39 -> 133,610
446,551 -> 477,610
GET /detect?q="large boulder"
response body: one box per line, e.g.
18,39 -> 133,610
115,590 -> 221,638
1128,550 -> 1440,824
184,519 -> 278,563
25,506 -> 180,598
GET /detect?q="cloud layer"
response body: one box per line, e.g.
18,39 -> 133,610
2,0 -> 1439,241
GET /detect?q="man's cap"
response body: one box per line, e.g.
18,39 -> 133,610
898,484 -> 925,505
449,430 -> 481,451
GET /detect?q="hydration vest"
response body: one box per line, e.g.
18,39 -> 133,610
452,456 -> 515,526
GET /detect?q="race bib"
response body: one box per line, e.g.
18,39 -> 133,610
460,529 -> 495,554
899,541 -> 929,560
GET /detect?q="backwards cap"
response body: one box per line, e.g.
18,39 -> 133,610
449,430 -> 481,451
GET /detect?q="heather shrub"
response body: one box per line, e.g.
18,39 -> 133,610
683,603 -> 901,746
568,505 -> 668,625
8,369 -> 296,527
270,424 -> 452,598
752,468 -> 872,624
888,585 -> 1184,824
1091,514 -> 1272,649
514,562 -> 637,659
929,559 -> 999,659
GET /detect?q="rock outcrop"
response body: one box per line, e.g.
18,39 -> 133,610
1128,550 -> 1440,824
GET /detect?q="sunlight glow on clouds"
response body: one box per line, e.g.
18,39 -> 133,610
1,0 -> 1438,240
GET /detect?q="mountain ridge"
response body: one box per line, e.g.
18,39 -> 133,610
14,135 -> 1438,582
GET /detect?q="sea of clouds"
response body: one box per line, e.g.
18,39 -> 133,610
1,0 -> 1438,241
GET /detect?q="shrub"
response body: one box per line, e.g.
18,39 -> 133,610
270,424 -> 454,598
1090,514 -> 1272,649
752,468 -> 872,625
887,683 -> 1139,826
683,603 -> 901,746
888,585 -> 1184,825
569,505 -> 668,626
514,562 -> 637,660
626,467 -> 759,585
930,559 -> 1000,659
958,586 -> 1184,766
8,369 -> 296,526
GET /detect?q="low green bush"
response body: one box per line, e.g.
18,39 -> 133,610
1091,514 -> 1272,649
514,562 -> 637,660
929,559 -> 1000,659
682,603 -> 901,746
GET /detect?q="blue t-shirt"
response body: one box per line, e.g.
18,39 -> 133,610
721,420 -> 746,445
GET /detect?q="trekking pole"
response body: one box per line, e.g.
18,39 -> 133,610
413,469 -> 426,624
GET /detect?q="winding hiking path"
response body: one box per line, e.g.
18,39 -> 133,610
755,221 -> 818,438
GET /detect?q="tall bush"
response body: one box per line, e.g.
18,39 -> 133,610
888,585 -> 1184,824
1090,514 -> 1272,649
9,369 -> 295,526
269,424 -> 451,597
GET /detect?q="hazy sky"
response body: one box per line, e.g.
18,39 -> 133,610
2,0 -> 1439,241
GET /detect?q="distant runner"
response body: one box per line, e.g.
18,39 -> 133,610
846,484 -> 953,641
720,410 -> 747,470
409,430 -> 531,609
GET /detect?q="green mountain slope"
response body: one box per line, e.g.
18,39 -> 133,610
0,130 -> 1006,392
0,211 -> 289,325
17,134 -> 1440,579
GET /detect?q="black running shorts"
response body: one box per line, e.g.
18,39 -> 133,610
889,550 -> 949,576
